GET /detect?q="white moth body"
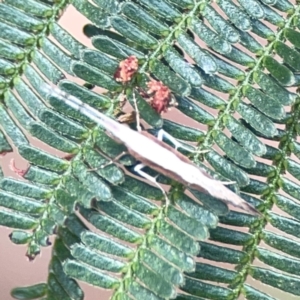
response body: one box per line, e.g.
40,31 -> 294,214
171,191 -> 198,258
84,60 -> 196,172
44,85 -> 258,214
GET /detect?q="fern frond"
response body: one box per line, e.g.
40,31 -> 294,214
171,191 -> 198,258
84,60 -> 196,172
1,0 -> 300,299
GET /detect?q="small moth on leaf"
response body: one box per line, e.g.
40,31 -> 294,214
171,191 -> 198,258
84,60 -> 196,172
43,85 -> 259,215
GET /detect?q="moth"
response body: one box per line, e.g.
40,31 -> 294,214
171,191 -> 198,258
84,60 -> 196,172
44,85 -> 259,215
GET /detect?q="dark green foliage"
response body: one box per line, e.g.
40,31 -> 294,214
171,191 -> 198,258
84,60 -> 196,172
1,0 -> 300,300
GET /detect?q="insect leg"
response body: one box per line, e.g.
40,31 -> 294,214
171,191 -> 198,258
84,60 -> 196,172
134,163 -> 170,206
132,91 -> 142,132
88,151 -> 128,171
157,129 -> 209,154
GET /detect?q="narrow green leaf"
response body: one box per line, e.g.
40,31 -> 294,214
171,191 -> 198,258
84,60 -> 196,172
210,226 -> 253,245
112,186 -> 158,215
29,123 -> 78,153
273,0 -> 294,12
72,61 -> 121,91
83,147 -> 124,185
219,210 -> 258,227
121,3 -> 169,36
241,178 -> 268,195
175,95 -> 215,125
237,103 -> 277,137
203,5 -> 240,43
163,46 -> 203,86
138,0 -> 181,21
199,68 -> 235,93
111,16 -> 157,49
0,3 -> 43,31
41,38 -> 74,74
239,0 -> 264,18
149,236 -> 195,272
51,23 -> 85,59
199,242 -> 246,264
72,161 -> 112,201
275,194 -> 300,221
263,230 -> 300,259
269,212 -> 300,238
238,29 -> 264,53
0,105 -> 28,146
181,276 -> 231,299
18,145 -> 69,172
218,0 -> 252,31
191,18 -> 231,55
128,282 -> 163,300
51,256 -> 84,300
135,263 -> 176,298
175,192 -> 219,228
92,35 -> 145,60
178,33 -> 217,75
72,0 -> 109,27
6,0 -> 52,17
162,119 -> 204,142
189,188 -> 229,216
0,21 -> 35,46
209,52 -> 246,79
251,267 -> 300,296
63,176 -> 95,208
190,86 -> 226,109
11,283 -> 47,300
140,249 -> 184,285
81,231 -> 134,258
263,56 -> 295,86
223,45 -> 256,67
205,150 -> 249,186
167,205 -> 209,240
190,262 -> 236,284
4,91 -> 35,130
0,39 -> 24,60
251,19 -> 275,39
0,178 -> 50,199
253,70 -> 295,105
71,244 -> 126,273
0,190 -> 45,214
150,59 -> 191,96
214,131 -> 256,168
82,49 -> 119,75
81,209 -> 142,243
244,285 -> 276,300
94,129 -> 135,166
0,129 -> 12,154
14,80 -> 46,114
158,220 -> 200,255
257,247 -> 300,276
0,210 -> 37,229
262,4 -> 285,26
32,50 -> 64,83
226,116 -> 266,156
243,86 -> 285,120
285,28 -> 300,48
120,175 -> 164,201
97,200 -> 151,229
281,177 -> 300,200
10,230 -> 32,245
275,41 -> 300,71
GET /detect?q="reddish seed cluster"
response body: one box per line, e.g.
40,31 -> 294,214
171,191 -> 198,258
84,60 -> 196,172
114,56 -> 174,114
114,55 -> 139,83
146,79 -> 172,114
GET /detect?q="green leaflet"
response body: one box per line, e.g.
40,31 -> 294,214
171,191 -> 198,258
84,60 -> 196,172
1,0 -> 300,299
